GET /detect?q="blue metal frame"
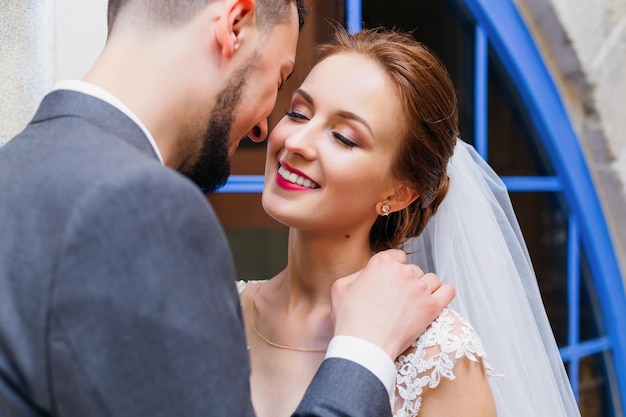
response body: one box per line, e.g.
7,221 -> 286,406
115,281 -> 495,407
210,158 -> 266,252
219,175 -> 264,193
567,216 -> 581,399
459,0 -> 626,407
346,0 -> 362,34
219,0 -> 626,408
474,26 -> 488,158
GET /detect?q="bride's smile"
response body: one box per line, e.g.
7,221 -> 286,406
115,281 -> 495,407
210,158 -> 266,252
276,163 -> 320,189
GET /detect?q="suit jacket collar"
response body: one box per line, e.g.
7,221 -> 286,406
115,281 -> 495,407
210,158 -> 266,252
32,89 -> 159,162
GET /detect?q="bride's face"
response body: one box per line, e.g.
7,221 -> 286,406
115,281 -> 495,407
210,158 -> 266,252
262,52 -> 406,235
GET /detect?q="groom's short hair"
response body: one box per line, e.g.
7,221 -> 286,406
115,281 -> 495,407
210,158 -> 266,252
107,0 -> 308,35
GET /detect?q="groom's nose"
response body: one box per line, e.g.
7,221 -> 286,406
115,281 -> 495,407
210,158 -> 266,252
247,119 -> 268,143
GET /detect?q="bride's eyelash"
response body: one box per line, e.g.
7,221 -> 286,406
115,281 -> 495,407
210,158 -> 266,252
284,110 -> 356,148
285,110 -> 308,120
333,132 -> 357,148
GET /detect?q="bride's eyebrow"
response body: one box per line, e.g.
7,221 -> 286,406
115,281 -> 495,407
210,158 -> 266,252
335,110 -> 374,138
294,88 -> 314,105
294,88 -> 374,137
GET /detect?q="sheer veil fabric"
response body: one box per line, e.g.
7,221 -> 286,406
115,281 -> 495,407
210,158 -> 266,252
405,140 -> 580,416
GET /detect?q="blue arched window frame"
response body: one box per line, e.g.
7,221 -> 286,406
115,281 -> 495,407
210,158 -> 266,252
349,0 -> 626,405
220,0 -> 626,406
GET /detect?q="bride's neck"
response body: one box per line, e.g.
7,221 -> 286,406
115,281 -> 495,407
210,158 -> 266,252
250,230 -> 372,359
281,228 -> 372,302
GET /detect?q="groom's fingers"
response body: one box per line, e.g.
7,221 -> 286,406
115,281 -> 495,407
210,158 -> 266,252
417,271 -> 454,308
331,249 -> 458,359
408,264 -> 442,294
418,272 -> 442,293
384,248 -> 408,263
332,271 -> 360,295
409,263 -> 424,277
432,282 -> 455,306
334,249 -> 409,291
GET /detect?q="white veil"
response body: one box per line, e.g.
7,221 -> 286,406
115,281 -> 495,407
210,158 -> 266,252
405,140 -> 580,416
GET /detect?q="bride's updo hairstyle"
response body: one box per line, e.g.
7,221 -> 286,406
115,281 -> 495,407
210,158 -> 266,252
315,27 -> 459,252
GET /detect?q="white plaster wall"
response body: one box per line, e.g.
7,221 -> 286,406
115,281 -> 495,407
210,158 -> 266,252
0,1 -> 107,146
55,0 -> 107,81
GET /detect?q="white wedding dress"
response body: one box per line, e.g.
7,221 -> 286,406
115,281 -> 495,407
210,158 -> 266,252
238,281 -> 494,417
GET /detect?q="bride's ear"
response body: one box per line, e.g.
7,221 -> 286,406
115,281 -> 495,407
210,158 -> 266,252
388,185 -> 419,213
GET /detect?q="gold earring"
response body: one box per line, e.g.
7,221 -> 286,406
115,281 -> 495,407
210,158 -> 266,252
381,202 -> 390,216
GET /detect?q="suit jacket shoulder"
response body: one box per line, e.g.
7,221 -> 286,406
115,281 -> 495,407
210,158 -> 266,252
0,90 -> 253,417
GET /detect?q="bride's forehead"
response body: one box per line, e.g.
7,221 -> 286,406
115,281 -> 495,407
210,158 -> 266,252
296,58 -> 406,144
311,53 -> 379,76
305,54 -> 397,102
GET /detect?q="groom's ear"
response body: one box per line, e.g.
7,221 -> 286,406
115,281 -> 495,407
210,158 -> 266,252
215,0 -> 256,58
389,185 -> 419,212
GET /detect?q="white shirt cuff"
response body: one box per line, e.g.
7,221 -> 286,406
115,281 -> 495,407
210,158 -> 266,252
325,335 -> 396,397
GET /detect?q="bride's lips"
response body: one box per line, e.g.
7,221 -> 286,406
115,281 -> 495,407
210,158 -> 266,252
275,161 -> 320,191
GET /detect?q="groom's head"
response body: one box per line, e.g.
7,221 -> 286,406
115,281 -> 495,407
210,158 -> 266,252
104,0 -> 308,192
107,0 -> 308,35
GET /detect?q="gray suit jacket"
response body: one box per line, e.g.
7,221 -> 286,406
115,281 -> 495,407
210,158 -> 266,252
0,90 -> 391,417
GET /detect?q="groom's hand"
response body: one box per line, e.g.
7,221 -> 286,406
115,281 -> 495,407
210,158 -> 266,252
331,249 -> 454,360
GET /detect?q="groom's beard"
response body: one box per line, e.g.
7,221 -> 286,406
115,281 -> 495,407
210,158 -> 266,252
187,63 -> 251,194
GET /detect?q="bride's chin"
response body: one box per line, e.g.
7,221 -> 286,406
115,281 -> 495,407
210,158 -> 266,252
261,199 -> 285,224
263,203 -> 301,229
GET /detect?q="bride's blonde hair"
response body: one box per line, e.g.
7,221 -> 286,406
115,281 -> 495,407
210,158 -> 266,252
315,27 -> 459,252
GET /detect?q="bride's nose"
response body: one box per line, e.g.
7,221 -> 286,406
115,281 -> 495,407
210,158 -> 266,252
284,125 -> 317,160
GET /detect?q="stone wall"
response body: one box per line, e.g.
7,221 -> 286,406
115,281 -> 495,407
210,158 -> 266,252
517,0 -> 626,280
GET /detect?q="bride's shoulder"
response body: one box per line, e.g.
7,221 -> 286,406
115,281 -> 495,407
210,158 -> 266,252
417,308 -> 485,354
399,308 -> 492,369
392,308 -> 498,415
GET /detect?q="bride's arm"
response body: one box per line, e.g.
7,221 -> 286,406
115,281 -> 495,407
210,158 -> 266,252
418,357 -> 496,417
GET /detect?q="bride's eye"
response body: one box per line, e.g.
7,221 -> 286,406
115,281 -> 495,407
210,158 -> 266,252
285,110 -> 309,121
333,132 -> 357,148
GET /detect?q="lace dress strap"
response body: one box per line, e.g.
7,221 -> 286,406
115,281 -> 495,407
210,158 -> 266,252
236,279 -> 267,295
392,308 -> 500,417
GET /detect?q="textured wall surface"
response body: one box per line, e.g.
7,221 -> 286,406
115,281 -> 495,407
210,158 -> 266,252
0,1 -> 107,146
0,1 -> 54,145
552,0 -> 626,164
517,0 -> 626,279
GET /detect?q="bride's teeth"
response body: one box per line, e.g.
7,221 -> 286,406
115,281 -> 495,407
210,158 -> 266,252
278,165 -> 318,189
